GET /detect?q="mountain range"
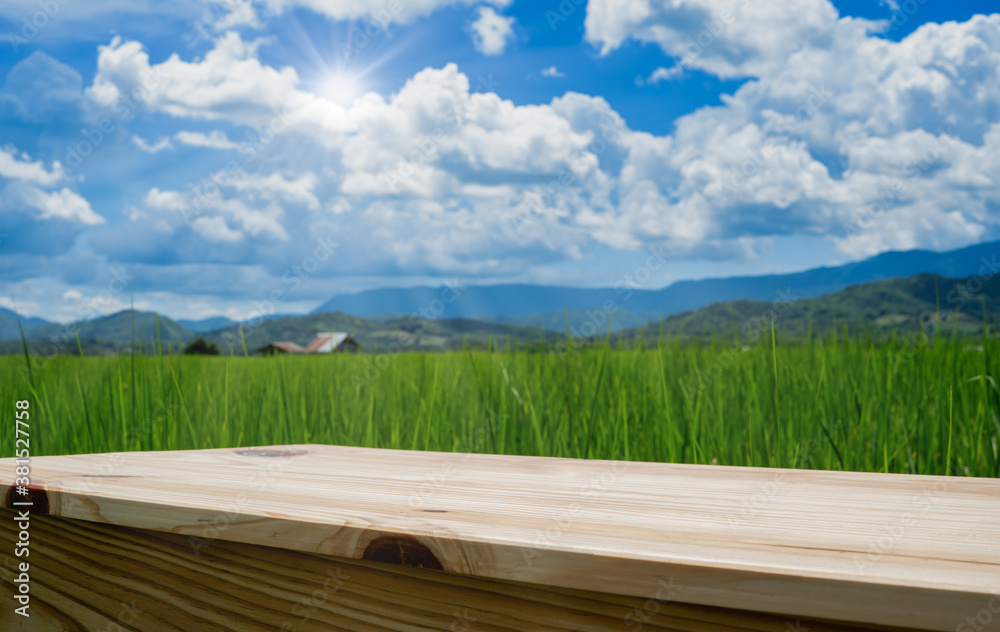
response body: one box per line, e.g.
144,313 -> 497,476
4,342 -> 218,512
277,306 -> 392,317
0,307 -> 50,341
2,240 -> 998,353
621,273 -> 996,344
3,271 -> 996,356
311,240 -> 1000,328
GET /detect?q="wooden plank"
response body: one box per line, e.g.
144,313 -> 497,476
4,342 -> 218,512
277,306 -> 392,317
0,511 -> 911,632
1,444 -> 997,631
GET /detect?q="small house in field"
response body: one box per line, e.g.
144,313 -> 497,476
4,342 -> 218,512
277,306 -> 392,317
258,341 -> 307,355
305,332 -> 360,354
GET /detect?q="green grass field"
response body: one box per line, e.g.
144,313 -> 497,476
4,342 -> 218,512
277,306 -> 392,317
3,333 -> 999,477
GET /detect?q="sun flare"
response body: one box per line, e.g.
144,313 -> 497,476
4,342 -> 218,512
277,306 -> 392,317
316,70 -> 366,105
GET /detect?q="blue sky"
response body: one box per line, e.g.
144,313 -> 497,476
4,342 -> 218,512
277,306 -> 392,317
0,0 -> 997,323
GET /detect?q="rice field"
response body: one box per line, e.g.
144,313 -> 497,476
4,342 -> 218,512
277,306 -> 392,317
3,333 -> 999,477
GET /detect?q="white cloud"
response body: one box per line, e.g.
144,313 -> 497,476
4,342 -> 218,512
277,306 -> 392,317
57,287 -> 152,320
337,64 -> 593,202
138,184 -> 289,243
89,14 -> 1000,276
0,1 -> 204,26
192,216 -> 244,242
88,32 -> 569,175
20,187 -> 105,225
0,0 -> 498,26
132,135 -> 174,153
0,296 -> 40,315
585,0 -> 861,79
541,66 -> 565,78
219,198 -> 287,240
227,172 -> 320,210
145,187 -> 189,212
211,0 -> 261,30
174,130 -> 240,149
661,14 -> 1000,255
257,0 -> 511,24
643,66 -> 683,84
0,146 -> 102,236
0,147 -> 64,186
470,7 -> 515,56
88,33 -> 349,136
575,6 -> 1000,257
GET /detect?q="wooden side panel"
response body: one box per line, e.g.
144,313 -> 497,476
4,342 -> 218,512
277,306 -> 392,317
0,511 -> 907,632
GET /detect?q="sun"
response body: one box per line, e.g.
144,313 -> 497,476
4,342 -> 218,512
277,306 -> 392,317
316,70 -> 366,106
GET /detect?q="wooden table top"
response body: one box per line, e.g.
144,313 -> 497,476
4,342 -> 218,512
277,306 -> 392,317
3,444 -> 998,630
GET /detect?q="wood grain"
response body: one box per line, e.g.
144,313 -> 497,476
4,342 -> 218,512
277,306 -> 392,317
1,444 -> 997,631
0,511 -> 913,632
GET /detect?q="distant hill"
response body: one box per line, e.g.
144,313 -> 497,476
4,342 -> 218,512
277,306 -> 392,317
487,308 -> 660,334
177,316 -> 236,333
5,237 -> 1000,356
2,309 -> 558,356
312,240 -> 1000,327
24,310 -> 195,349
204,311 -> 558,354
618,273 -> 998,344
3,271 -> 996,356
0,307 -> 50,341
